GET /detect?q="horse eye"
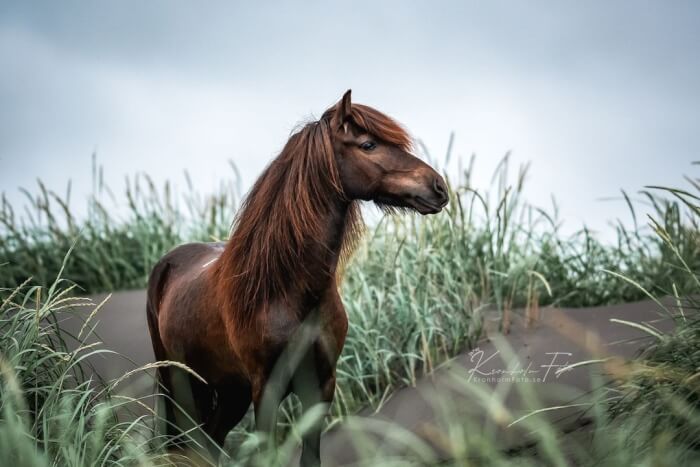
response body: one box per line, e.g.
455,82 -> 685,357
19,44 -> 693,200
360,141 -> 377,151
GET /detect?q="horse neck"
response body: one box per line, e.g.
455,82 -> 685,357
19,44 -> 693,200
285,196 -> 351,305
314,198 -> 352,276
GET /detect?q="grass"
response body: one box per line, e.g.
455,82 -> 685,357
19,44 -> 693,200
2,154 -> 698,307
1,152 -> 700,465
0,156 -> 240,292
0,276 -> 164,465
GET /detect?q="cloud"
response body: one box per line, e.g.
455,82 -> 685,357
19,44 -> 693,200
1,1 -> 699,237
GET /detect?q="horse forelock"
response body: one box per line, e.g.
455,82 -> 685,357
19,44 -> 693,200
321,102 -> 413,151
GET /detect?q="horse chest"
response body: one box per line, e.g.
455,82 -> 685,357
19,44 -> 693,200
243,299 -> 348,376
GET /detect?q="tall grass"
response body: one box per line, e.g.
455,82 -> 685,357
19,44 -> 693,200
0,157 -> 241,292
2,154 -> 700,465
2,155 -> 698,305
0,272 -> 160,465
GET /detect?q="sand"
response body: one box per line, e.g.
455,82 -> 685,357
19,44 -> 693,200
317,298 -> 677,464
59,290 -> 678,464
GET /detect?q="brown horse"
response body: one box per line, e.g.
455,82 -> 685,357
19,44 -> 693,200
146,90 -> 448,466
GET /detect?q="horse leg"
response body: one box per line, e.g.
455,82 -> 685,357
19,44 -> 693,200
252,375 -> 281,440
159,368 -> 214,461
204,380 -> 252,448
252,316 -> 328,457
147,299 -> 187,452
153,365 -> 182,447
293,353 -> 335,467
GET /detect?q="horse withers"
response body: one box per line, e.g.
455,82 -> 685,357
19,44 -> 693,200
146,90 -> 448,466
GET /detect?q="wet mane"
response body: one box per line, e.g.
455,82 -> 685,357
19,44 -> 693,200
214,102 -> 412,326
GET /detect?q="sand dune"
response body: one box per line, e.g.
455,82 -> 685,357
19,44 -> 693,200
59,290 -> 677,463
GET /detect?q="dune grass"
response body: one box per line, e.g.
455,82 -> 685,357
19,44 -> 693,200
0,157 -> 240,292
1,154 -> 700,465
1,154 -> 698,307
0,276 -> 164,465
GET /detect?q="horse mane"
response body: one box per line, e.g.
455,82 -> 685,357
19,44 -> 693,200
214,101 -> 412,326
321,103 -> 413,151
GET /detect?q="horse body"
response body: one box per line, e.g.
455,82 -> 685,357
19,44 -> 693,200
147,207 -> 352,450
147,90 -> 448,466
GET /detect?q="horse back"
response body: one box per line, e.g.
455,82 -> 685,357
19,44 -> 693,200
147,242 -> 224,314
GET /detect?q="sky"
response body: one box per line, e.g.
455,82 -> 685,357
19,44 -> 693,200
1,1 -> 699,237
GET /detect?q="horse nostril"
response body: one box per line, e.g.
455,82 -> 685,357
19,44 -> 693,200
433,177 -> 447,202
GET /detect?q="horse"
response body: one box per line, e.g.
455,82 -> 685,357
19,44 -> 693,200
146,90 -> 449,466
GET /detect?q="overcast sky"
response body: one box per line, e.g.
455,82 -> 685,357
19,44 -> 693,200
1,1 -> 699,237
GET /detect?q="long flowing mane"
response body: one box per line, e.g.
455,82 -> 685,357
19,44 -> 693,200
214,102 -> 412,326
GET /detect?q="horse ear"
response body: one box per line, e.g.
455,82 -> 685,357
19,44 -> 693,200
340,89 -> 352,120
335,89 -> 352,131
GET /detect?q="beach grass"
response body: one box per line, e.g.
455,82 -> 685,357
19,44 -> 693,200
1,155 -> 699,465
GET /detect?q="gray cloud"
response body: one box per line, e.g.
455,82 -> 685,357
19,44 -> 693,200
1,1 -> 699,236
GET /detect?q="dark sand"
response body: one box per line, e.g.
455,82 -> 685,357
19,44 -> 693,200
60,291 -> 679,464
59,289 -> 153,399
317,299 -> 677,464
